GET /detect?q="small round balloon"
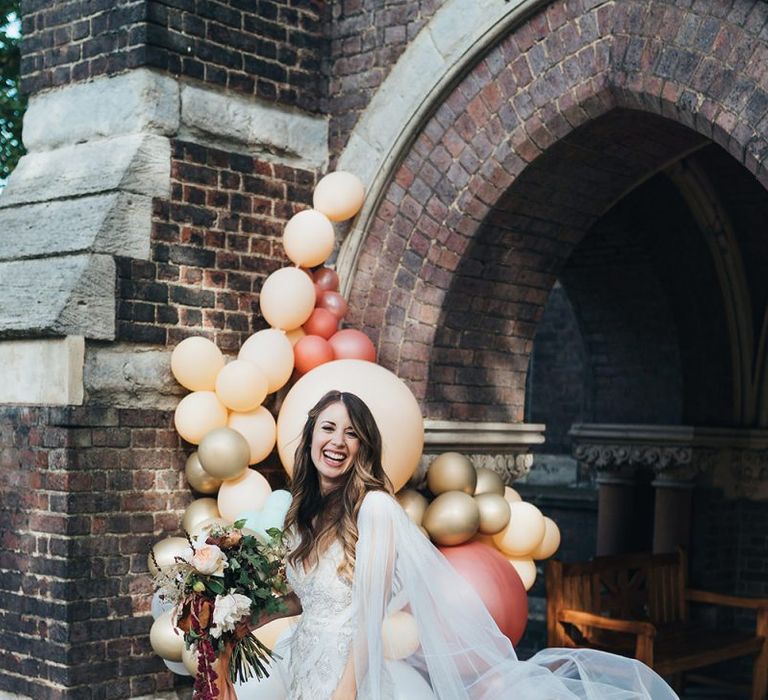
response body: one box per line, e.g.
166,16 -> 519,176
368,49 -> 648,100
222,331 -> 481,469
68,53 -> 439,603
171,336 -> 225,391
277,359 -> 423,491
529,517 -> 561,560
259,267 -> 316,330
185,452 -> 223,494
422,491 -> 480,546
197,427 -> 251,481
174,391 -> 229,445
148,537 -> 189,576
285,327 -> 306,347
302,308 -> 338,340
439,541 -> 528,645
328,329 -> 376,362
181,498 -> 221,533
150,610 -> 185,661
217,468 -> 272,522
492,501 -> 546,557
283,209 -> 335,268
238,329 -> 295,394
228,407 -> 277,465
508,557 -> 537,591
475,493 -> 511,535
215,360 -> 269,412
504,486 -> 522,503
382,611 -> 420,660
317,290 -> 349,320
474,467 -> 505,496
294,335 -> 335,375
396,489 -> 429,526
427,452 -> 477,495
313,171 -> 365,222
313,266 -> 339,292
189,516 -> 229,539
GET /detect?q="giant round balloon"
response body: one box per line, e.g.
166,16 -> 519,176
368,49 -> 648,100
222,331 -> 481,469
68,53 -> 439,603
439,541 -> 528,645
276,360 -> 423,491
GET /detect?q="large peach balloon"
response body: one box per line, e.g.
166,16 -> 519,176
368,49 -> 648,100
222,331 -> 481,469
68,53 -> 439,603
170,336 -> 225,391
317,290 -> 349,320
215,360 -> 269,412
259,267 -> 316,330
238,328 -> 295,394
228,407 -> 277,465
302,308 -> 338,340
313,171 -> 365,222
492,501 -> 546,557
529,517 -> 561,560
217,468 -> 272,522
328,329 -> 376,362
174,391 -> 229,444
294,335 -> 334,375
283,209 -> 335,267
150,610 -> 185,661
439,541 -> 528,645
277,360 -> 423,491
313,266 -> 339,292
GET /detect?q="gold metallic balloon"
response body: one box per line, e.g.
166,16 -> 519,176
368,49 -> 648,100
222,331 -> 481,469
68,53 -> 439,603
474,467 -> 505,496
181,498 -> 220,534
148,536 -> 189,577
396,489 -> 429,526
189,516 -> 229,539
427,452 -> 477,495
197,427 -> 251,481
184,452 -> 223,494
475,493 -> 512,535
422,491 -> 480,546
181,643 -> 198,675
150,610 -> 185,661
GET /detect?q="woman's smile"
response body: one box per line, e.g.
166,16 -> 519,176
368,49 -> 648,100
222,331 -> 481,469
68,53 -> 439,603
310,402 -> 361,492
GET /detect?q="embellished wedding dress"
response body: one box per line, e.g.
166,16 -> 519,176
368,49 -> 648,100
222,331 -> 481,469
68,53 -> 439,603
276,491 -> 679,700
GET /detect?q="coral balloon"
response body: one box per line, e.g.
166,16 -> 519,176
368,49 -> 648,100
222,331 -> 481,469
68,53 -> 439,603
313,266 -> 339,292
508,557 -> 537,591
170,336 -> 225,391
474,467 -> 505,496
215,360 -> 269,412
439,541 -> 528,645
217,468 -> 272,523
185,452 -> 223,494
317,290 -> 349,320
312,171 -> 365,222
529,517 -> 561,560
148,537 -> 189,577
396,489 -> 429,526
259,267 -> 316,330
302,308 -> 338,340
174,391 -> 229,445
228,407 -> 277,465
294,335 -> 334,375
422,491 -> 480,546
150,611 -> 185,662
492,501 -> 546,557
475,493 -> 511,535
328,329 -> 376,362
283,209 -> 335,267
382,611 -> 420,659
427,452 -> 476,495
277,359 -> 423,492
181,498 -> 220,533
285,327 -> 305,347
197,427 -> 251,481
238,328 -> 295,394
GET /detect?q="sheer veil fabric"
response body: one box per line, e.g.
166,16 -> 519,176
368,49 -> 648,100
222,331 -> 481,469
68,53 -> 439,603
351,491 -> 679,700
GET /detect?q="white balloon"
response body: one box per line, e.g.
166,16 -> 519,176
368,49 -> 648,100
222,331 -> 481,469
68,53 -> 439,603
151,589 -> 174,620
163,659 -> 191,676
387,660 -> 436,699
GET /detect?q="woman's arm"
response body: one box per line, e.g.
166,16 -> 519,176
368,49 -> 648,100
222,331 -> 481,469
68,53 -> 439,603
331,652 -> 356,700
251,591 -> 302,629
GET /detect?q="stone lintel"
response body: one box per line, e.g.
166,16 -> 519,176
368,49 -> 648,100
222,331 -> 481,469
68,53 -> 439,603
0,336 -> 84,406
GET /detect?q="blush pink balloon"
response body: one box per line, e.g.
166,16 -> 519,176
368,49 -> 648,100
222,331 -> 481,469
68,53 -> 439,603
318,290 -> 349,320
328,329 -> 376,362
439,541 -> 528,645
313,267 -> 340,292
303,308 -> 339,340
294,335 -> 334,375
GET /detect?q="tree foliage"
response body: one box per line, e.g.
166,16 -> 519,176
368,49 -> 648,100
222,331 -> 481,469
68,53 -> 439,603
1,0 -> 25,182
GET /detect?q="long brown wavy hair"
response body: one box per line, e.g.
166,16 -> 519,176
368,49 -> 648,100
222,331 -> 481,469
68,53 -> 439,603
285,390 -> 393,581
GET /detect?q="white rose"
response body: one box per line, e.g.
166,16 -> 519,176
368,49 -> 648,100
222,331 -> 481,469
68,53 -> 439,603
210,591 -> 252,638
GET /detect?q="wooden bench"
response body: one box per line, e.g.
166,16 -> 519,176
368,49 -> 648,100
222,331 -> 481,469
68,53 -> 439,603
546,550 -> 768,699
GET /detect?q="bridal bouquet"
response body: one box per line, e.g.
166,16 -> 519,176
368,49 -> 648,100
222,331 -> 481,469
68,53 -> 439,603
152,521 -> 289,699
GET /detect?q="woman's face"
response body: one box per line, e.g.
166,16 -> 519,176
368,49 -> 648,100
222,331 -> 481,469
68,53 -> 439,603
310,401 -> 361,494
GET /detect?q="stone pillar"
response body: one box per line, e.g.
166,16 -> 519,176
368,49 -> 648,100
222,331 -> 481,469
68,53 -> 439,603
595,469 -> 639,556
651,457 -> 698,554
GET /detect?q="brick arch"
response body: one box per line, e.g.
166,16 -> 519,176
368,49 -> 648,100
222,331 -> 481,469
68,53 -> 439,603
346,0 -> 768,415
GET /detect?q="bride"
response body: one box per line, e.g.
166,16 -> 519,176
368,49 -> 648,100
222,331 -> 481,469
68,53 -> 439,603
264,390 -> 678,700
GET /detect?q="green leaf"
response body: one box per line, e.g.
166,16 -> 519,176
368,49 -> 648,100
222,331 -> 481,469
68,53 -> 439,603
206,578 -> 225,595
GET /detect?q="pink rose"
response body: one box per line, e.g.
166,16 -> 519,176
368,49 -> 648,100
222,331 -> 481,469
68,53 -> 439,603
189,543 -> 227,577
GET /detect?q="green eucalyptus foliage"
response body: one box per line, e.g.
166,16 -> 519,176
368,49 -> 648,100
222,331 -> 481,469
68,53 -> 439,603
1,0 -> 25,182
